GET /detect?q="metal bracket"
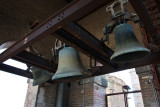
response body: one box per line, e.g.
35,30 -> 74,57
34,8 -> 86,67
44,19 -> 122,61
101,0 -> 139,43
106,0 -> 128,19
51,39 -> 64,62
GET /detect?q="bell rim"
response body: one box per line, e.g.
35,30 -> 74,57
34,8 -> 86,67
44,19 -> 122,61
52,70 -> 91,82
32,76 -> 51,86
110,47 -> 151,63
52,75 -> 88,82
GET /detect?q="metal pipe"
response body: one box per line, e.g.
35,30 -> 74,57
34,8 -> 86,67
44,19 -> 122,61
35,85 -> 40,107
122,88 -> 129,107
106,90 -> 141,107
124,92 -> 128,107
82,79 -> 85,107
105,95 -> 108,107
56,83 -> 65,107
106,90 -> 141,96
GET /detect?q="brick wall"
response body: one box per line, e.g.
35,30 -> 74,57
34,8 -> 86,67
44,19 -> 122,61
68,78 -> 94,107
93,76 -> 106,107
68,76 -> 106,107
136,65 -> 159,107
24,79 -> 39,107
25,76 -> 107,107
35,84 -> 57,107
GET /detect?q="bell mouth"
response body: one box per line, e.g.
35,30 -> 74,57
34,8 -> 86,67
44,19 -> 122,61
110,50 -> 150,63
52,75 -> 88,83
32,76 -> 52,86
52,70 -> 91,82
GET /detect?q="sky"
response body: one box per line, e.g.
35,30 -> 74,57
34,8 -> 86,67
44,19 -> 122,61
0,59 -> 28,107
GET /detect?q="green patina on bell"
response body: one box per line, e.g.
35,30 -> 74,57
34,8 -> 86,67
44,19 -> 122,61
110,23 -> 150,63
52,47 -> 91,82
31,66 -> 52,86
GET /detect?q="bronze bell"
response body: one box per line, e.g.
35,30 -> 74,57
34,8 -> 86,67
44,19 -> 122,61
110,23 -> 150,63
52,47 -> 91,82
31,66 -> 52,86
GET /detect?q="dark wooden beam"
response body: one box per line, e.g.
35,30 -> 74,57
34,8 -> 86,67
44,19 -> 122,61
129,0 -> 160,45
13,51 -> 57,73
0,63 -> 54,84
1,51 -> 159,83
64,22 -> 113,58
0,64 -> 33,79
94,51 -> 160,76
0,0 -> 113,63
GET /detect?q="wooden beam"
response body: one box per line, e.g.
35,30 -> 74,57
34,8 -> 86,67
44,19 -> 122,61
94,51 -> 160,76
64,22 -> 113,58
13,51 -> 57,73
1,51 -> 159,83
0,0 -> 112,63
0,64 -> 33,79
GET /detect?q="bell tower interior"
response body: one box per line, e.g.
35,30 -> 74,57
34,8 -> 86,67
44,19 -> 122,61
0,0 -> 160,107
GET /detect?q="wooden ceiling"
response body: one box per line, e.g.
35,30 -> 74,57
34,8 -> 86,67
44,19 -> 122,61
0,0 -> 159,81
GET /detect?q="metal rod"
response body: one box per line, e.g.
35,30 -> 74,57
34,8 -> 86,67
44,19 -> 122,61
56,83 -> 65,107
82,79 -> 85,107
105,95 -> 108,107
106,90 -> 141,96
123,89 -> 128,107
124,93 -> 128,107
106,90 -> 141,107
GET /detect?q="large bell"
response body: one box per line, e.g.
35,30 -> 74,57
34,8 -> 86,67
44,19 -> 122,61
110,23 -> 150,62
31,66 -> 52,86
52,47 -> 91,82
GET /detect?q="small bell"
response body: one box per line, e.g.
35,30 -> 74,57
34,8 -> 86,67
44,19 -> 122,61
31,66 -> 52,86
